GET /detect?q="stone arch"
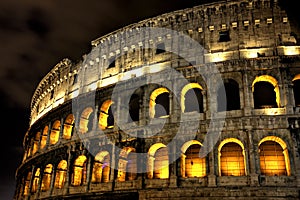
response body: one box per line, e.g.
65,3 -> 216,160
117,147 -> 137,182
292,74 -> 300,106
181,140 -> 206,178
148,143 -> 169,179
252,75 -> 280,108
54,160 -> 67,189
218,138 -> 247,176
63,114 -> 75,139
31,168 -> 40,193
79,107 -> 94,134
217,78 -> 241,111
258,136 -> 291,176
41,164 -> 53,191
40,126 -> 49,149
181,83 -> 204,113
92,151 -> 110,183
72,155 -> 87,186
149,88 -> 170,118
50,120 -> 61,145
99,100 -> 114,130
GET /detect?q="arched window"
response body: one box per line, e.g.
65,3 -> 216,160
219,139 -> 246,176
79,107 -> 94,134
292,74 -> 300,106
181,83 -> 204,113
128,94 -> 140,122
92,151 -> 110,183
117,147 -> 137,182
23,172 -> 32,196
50,120 -> 61,145
148,143 -> 169,179
40,126 -> 48,149
32,132 -> 40,155
63,114 -> 75,139
182,143 -> 206,177
259,136 -> 291,176
252,75 -> 280,109
55,160 -> 67,189
72,155 -> 87,186
217,79 -> 240,111
149,88 -> 170,118
99,100 -> 114,130
41,164 -> 53,191
31,168 -> 40,193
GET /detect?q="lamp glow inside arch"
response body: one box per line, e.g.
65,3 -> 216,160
149,88 -> 169,118
218,138 -> 247,176
258,136 -> 291,176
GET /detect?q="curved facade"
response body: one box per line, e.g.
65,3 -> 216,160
15,0 -> 300,199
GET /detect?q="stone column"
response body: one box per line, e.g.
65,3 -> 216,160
64,145 -> 73,195
242,69 -> 252,116
59,117 -> 64,140
86,154 -> 92,191
207,150 -> 216,187
49,167 -> 56,195
46,121 -> 52,148
247,130 -> 259,186
92,105 -> 99,131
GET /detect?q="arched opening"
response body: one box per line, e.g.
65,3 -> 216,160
79,107 -> 94,134
149,88 -> 170,118
63,114 -> 75,139
41,164 -> 53,191
218,139 -> 246,176
292,74 -> 300,106
217,79 -> 240,111
31,168 -> 40,193
252,75 -> 280,109
181,83 -> 203,113
148,143 -> 169,179
32,132 -> 40,155
50,120 -> 60,145
182,142 -> 206,178
117,147 -> 137,182
23,172 -> 31,196
92,151 -> 110,183
259,136 -> 291,176
40,126 -> 48,149
72,155 -> 87,186
128,94 -> 140,122
99,100 -> 114,130
55,160 -> 67,189
126,152 -> 137,181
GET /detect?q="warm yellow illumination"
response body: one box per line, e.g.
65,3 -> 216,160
23,172 -> 32,196
72,155 -> 87,186
117,147 -> 136,182
63,114 -> 75,139
218,138 -> 247,176
55,160 -> 67,189
181,83 -> 203,113
282,46 -> 300,56
181,140 -> 206,178
149,88 -> 169,118
31,168 -> 40,193
40,126 -> 48,149
41,164 -> 53,191
148,143 -> 169,179
32,132 -> 40,155
99,100 -> 114,130
50,120 -> 60,145
79,107 -> 94,134
92,151 -> 110,183
292,74 -> 300,81
252,75 -> 280,107
258,136 -> 291,176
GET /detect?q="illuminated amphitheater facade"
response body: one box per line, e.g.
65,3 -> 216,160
15,0 -> 300,199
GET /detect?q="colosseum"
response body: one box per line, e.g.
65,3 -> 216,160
14,0 -> 300,199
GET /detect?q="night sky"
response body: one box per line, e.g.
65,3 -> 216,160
0,0 -> 298,199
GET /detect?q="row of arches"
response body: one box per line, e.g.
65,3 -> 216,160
22,136 -> 291,196
25,74 -> 300,159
